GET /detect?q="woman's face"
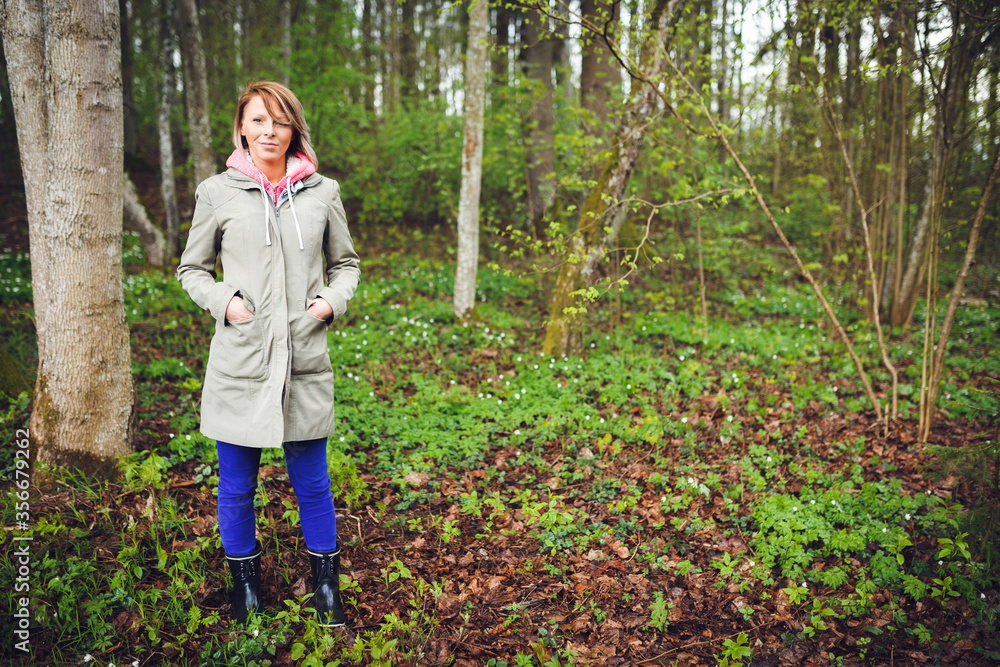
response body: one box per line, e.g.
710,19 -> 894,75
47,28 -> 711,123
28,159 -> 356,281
240,94 -> 294,166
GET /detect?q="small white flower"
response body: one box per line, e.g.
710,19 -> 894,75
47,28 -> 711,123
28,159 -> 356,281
681,417 -> 688,424
84,656 -> 93,664
749,560 -> 755,567
253,629 -> 259,637
882,527 -> 887,533
792,507 -> 798,512
831,500 -> 837,505
801,582 -> 807,588
661,496 -> 666,502
516,450 -> 521,456
905,514 -> 911,521
514,430 -> 520,435
186,434 -> 192,441
627,384 -> 632,390
766,456 -> 772,463
982,593 -> 987,599
679,355 -> 685,361
727,415 -> 733,422
938,560 -> 943,566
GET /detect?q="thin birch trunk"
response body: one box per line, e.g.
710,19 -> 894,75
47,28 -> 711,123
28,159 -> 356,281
159,0 -> 180,260
454,0 -> 488,318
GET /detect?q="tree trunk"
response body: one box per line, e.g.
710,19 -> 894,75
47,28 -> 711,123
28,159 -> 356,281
891,6 -> 980,328
400,0 -> 417,102
177,0 -> 215,189
1,0 -> 134,477
717,0 -> 729,126
580,0 -> 622,135
119,0 -> 137,165
123,174 -> 167,268
521,5 -> 556,237
362,0 -> 375,112
454,0 -> 488,319
492,2 -> 510,86
921,143 -> 1000,440
280,0 -> 292,85
581,0 -> 622,191
159,0 -> 181,260
543,0 -> 687,356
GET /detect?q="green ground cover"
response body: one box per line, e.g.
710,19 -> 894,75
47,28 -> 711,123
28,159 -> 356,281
1,230 -> 999,665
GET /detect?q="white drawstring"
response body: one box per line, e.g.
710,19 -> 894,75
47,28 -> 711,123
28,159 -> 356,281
245,150 -> 303,249
285,174 -> 304,250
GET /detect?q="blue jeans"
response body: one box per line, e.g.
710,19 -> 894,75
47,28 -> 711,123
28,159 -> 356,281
216,438 -> 338,555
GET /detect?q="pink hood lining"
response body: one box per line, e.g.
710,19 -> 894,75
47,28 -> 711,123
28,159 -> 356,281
226,149 -> 317,203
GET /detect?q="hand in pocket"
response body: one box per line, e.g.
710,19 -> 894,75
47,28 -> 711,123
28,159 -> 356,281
226,296 -> 254,323
306,298 -> 333,321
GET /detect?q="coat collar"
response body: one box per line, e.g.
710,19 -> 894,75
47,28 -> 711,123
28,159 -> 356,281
225,169 -> 322,191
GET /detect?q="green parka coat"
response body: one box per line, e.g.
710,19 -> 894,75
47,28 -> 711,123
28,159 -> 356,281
177,155 -> 359,448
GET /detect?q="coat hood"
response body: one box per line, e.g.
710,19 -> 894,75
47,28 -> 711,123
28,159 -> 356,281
225,149 -> 318,249
225,148 -> 317,201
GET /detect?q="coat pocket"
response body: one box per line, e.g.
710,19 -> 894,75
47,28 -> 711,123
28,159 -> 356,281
209,316 -> 267,379
290,311 -> 331,375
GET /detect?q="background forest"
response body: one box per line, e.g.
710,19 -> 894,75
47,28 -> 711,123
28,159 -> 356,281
1,0 -> 1000,665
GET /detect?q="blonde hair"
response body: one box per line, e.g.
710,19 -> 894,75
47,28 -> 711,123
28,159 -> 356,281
232,80 -> 318,166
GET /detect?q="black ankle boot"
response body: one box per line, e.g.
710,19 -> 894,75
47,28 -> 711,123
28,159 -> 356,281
226,544 -> 262,624
308,546 -> 347,627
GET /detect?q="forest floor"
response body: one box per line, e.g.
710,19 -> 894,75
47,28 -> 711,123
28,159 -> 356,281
2,221 -> 1000,666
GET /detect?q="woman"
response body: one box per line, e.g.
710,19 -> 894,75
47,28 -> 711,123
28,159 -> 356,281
177,81 -> 359,627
